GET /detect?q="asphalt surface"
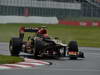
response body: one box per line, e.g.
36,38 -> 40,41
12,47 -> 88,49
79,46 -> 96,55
0,43 -> 100,75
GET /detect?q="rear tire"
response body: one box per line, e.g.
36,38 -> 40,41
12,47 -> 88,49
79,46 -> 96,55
9,37 -> 22,56
33,40 -> 40,58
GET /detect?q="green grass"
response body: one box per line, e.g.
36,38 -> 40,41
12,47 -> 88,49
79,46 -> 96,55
0,24 -> 100,47
0,55 -> 24,64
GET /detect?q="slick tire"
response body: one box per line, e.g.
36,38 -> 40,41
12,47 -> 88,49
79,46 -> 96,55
68,40 -> 78,52
33,40 -> 40,58
9,37 -> 22,56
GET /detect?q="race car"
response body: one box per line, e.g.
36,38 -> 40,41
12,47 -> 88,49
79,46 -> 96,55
9,26 -> 67,58
9,26 -> 84,59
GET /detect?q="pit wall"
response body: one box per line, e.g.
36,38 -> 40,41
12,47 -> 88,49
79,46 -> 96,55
0,16 -> 58,24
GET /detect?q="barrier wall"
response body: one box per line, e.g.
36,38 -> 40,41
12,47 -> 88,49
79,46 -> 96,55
0,16 -> 99,27
0,16 -> 58,24
59,20 -> 100,26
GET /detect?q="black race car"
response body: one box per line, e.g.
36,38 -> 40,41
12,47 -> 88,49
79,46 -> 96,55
9,26 -> 84,59
9,26 -> 66,58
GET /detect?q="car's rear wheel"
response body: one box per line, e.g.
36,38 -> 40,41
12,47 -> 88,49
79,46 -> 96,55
9,37 -> 22,56
33,40 -> 40,58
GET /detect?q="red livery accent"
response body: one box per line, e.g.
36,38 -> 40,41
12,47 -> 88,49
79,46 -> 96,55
59,20 -> 100,27
59,20 -> 80,26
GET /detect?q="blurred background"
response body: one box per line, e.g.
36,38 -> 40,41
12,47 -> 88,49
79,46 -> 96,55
0,0 -> 100,47
0,0 -> 99,20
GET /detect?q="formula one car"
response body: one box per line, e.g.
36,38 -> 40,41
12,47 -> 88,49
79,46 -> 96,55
9,26 -> 84,59
9,26 -> 67,58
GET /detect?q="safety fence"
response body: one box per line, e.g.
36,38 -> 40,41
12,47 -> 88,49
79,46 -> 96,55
0,0 -> 99,25
0,0 -> 100,18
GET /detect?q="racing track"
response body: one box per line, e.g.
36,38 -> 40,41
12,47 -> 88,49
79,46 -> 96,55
0,43 -> 100,75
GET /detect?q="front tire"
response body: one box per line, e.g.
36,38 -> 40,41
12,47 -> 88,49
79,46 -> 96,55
68,40 -> 78,52
68,40 -> 78,60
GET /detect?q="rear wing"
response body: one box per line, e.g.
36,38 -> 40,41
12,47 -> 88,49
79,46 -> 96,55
24,28 -> 38,33
19,26 -> 39,33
